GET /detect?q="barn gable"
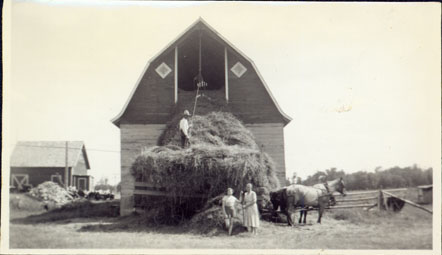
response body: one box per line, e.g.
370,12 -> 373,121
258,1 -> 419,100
112,17 -> 292,126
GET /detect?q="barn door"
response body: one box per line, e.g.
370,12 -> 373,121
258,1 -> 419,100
11,174 -> 29,190
78,178 -> 87,191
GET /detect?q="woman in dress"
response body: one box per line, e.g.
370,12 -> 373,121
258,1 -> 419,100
241,183 -> 260,235
222,188 -> 240,236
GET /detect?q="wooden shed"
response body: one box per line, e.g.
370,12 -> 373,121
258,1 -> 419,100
10,141 -> 94,191
112,18 -> 292,216
417,185 -> 432,204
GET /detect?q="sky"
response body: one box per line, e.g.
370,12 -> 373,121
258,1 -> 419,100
4,1 -> 441,184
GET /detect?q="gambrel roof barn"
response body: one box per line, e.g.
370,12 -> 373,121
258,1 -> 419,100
113,18 -> 292,215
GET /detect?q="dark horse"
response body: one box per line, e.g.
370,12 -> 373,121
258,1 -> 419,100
270,177 -> 346,226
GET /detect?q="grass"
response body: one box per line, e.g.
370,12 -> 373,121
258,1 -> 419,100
9,200 -> 432,249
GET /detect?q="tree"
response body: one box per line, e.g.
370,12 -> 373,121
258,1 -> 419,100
285,178 -> 291,186
300,164 -> 432,191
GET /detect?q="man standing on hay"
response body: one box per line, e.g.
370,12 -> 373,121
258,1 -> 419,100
179,110 -> 192,148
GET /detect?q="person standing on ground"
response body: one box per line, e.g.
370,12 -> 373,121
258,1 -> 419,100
179,110 -> 191,148
222,188 -> 240,236
241,183 -> 260,235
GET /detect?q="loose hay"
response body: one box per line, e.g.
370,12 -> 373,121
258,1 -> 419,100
29,181 -> 74,207
131,96 -> 280,227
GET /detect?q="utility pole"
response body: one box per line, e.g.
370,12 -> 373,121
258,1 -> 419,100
65,141 -> 69,188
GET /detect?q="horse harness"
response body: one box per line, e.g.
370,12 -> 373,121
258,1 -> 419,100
323,182 -> 330,194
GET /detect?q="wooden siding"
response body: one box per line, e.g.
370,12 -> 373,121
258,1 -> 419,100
245,123 -> 286,185
10,167 -> 70,188
73,151 -> 88,176
119,123 -> 286,214
115,21 -> 290,126
120,124 -> 166,216
120,50 -> 176,124
228,51 -> 286,125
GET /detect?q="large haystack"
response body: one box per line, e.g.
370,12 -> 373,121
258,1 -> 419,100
131,91 -> 280,223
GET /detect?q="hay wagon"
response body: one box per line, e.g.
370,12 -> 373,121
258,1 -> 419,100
111,18 -> 292,216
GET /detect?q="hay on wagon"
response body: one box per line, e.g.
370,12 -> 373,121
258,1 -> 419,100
131,92 -> 280,225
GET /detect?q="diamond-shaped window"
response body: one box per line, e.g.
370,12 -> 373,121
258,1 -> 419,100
155,62 -> 172,79
231,62 -> 247,78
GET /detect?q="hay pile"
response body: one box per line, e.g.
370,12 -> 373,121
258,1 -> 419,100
185,195 -> 246,235
131,91 -> 280,225
158,89 -> 231,146
29,181 -> 74,206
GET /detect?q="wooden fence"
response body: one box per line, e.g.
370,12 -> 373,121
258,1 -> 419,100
324,188 -> 433,215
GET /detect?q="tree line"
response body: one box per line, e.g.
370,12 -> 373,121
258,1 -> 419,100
289,165 -> 432,191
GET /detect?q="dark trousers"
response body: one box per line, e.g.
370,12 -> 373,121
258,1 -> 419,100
180,131 -> 189,148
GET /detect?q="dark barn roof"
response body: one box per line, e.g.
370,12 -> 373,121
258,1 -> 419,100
10,141 -> 91,169
112,17 -> 292,127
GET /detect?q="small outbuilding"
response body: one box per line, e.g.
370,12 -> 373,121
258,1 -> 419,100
417,185 -> 432,204
10,141 -> 94,191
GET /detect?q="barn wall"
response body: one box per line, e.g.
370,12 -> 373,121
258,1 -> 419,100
10,167 -> 68,188
120,124 -> 167,216
227,50 -> 285,124
73,151 -> 88,176
120,50 -> 175,124
245,123 -> 286,185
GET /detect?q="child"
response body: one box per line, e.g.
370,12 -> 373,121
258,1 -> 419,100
222,188 -> 240,236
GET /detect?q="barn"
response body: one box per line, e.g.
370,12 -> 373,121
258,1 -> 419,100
112,18 -> 292,216
10,141 -> 94,191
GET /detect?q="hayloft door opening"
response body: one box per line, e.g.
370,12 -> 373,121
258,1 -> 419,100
177,29 -> 225,92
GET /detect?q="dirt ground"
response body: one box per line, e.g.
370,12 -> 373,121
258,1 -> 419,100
8,195 -> 432,250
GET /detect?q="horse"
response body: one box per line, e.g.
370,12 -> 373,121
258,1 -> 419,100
298,178 -> 346,224
270,177 -> 346,226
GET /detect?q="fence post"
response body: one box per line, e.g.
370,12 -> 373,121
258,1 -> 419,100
378,190 -> 385,211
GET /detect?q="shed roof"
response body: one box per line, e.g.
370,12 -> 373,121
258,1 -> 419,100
111,17 -> 292,127
10,141 -> 91,169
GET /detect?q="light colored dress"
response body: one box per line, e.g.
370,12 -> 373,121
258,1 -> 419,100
243,191 -> 260,228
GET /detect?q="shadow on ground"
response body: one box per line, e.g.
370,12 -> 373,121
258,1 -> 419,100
76,214 -> 251,237
11,200 -> 120,224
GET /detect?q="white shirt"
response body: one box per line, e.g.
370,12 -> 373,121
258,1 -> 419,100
179,118 -> 189,136
222,195 -> 239,208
